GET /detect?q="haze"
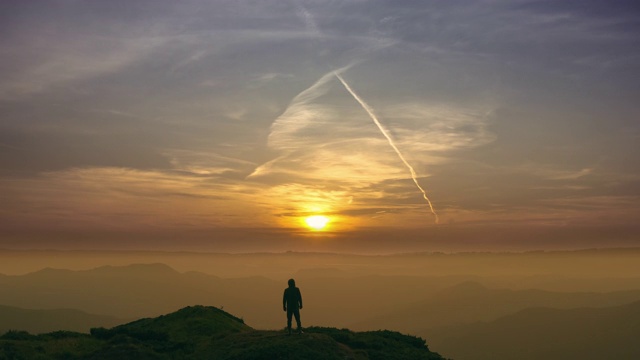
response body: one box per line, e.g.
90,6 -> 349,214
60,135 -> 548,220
1,249 -> 640,359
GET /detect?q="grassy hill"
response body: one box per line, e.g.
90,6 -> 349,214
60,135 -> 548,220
424,300 -> 640,360
0,306 -> 445,360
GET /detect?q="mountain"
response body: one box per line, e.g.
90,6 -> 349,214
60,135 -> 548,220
0,305 -> 126,334
0,306 -> 445,360
351,281 -> 640,333
0,263 -> 468,329
5,263 -> 639,335
425,300 -> 640,360
0,263 -> 283,327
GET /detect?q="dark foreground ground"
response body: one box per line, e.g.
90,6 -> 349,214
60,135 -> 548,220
0,306 -> 445,360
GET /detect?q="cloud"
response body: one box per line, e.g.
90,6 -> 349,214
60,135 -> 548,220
1,0 -> 638,239
544,167 -> 594,180
168,50 -> 209,74
250,69 -> 404,182
253,69 -> 495,179
0,167 -> 269,230
295,2 -> 321,37
0,33 -> 168,100
379,104 -> 496,152
163,149 -> 256,176
247,65 -> 496,224
335,72 -> 439,223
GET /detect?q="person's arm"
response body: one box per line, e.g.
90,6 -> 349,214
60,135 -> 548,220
283,289 -> 287,311
297,288 -> 303,309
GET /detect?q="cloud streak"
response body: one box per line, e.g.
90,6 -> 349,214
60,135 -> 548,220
334,73 -> 439,224
0,166 -> 269,230
247,61 -> 496,226
0,33 -> 167,100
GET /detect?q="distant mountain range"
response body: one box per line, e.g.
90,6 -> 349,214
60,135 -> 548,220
0,263 -> 466,328
347,281 -> 640,359
0,306 -> 445,360
425,300 -> 640,360
0,305 -> 126,334
2,263 -> 640,359
0,263 -> 282,326
351,281 -> 640,333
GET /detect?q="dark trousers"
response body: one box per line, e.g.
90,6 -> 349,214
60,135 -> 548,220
287,308 -> 301,329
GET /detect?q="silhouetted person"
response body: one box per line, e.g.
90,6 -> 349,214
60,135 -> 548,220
283,278 -> 303,335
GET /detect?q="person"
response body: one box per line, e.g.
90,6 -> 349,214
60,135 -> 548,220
283,278 -> 303,335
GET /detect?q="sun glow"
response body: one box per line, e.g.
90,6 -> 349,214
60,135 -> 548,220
304,215 -> 330,231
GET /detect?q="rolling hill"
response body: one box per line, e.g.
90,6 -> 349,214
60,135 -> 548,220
3,263 -> 640,334
351,281 -> 640,333
0,263 -> 283,327
0,305 -> 126,334
0,306 -> 445,360
424,300 -> 640,360
0,263 -> 470,329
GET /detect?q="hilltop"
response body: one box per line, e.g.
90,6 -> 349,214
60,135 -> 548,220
0,305 -> 445,360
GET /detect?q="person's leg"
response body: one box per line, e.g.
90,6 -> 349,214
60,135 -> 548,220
293,308 -> 302,332
286,309 -> 293,334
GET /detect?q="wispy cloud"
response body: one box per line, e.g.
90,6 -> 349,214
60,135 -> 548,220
379,104 -> 495,152
335,72 -> 439,223
0,167 -> 268,230
295,2 -> 321,37
1,0 -> 638,243
545,167 -> 594,180
248,65 -> 496,223
1,34 -> 168,100
164,149 -> 256,176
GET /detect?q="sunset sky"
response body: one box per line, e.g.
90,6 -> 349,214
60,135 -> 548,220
1,0 -> 638,252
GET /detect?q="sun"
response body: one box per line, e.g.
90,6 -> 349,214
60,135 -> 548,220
304,215 -> 330,231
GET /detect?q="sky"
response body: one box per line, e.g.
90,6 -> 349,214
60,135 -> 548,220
1,0 -> 639,252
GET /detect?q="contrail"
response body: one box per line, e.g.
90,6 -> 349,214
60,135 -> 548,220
335,72 -> 439,224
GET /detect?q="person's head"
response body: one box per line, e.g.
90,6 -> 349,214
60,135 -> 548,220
288,278 -> 295,287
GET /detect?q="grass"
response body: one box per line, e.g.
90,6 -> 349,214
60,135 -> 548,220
0,306 -> 444,360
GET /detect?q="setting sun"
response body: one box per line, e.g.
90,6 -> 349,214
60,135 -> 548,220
304,215 -> 330,231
